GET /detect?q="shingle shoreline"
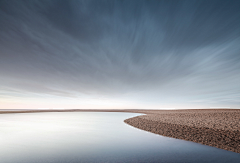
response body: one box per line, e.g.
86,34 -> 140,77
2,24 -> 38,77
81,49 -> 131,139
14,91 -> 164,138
1,108 -> 239,153
124,109 -> 240,153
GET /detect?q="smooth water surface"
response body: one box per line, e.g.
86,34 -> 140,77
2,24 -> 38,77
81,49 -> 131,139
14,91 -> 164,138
0,112 -> 239,163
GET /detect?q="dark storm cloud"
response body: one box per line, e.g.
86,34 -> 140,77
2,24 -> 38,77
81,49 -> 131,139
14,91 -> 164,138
0,0 -> 240,107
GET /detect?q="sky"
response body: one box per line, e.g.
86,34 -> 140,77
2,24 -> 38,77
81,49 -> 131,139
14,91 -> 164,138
0,0 -> 240,109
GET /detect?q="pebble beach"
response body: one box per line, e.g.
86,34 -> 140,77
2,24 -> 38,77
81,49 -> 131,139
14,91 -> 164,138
124,109 -> 240,153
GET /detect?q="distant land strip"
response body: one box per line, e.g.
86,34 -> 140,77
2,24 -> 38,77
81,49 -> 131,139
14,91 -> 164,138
0,109 -> 133,114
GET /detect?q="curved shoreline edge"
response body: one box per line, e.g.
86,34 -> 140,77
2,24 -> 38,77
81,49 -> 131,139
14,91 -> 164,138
124,110 -> 240,154
1,109 -> 239,153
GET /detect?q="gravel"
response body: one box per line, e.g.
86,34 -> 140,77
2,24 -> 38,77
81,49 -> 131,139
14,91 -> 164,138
124,109 -> 240,153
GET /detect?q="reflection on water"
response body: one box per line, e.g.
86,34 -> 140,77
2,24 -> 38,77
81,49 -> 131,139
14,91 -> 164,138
0,112 -> 239,163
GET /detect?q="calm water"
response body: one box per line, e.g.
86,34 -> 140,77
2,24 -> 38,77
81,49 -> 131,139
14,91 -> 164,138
0,112 -> 239,163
